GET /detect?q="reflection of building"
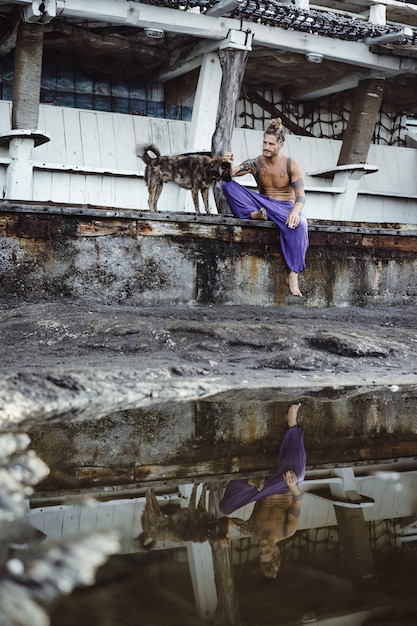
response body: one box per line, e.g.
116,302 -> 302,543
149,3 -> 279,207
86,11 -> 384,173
28,466 -> 417,624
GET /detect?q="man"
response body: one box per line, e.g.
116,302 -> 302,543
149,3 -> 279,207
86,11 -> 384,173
220,403 -> 306,578
222,118 -> 308,297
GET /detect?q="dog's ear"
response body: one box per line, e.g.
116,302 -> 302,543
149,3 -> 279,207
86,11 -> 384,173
133,532 -> 156,551
221,161 -> 232,182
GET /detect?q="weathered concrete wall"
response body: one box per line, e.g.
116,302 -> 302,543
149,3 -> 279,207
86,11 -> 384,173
27,386 -> 417,492
0,202 -> 416,307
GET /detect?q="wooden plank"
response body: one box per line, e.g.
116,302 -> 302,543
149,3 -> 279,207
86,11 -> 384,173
167,119 -> 190,153
31,170 -> 53,202
96,111 -> 119,169
365,144 -> 417,196
96,502 -> 116,530
111,501 -> 137,552
40,507 -> 65,540
112,114 -> 137,170
84,173 -> 106,205
150,118 -> 173,153
92,174 -> 116,208
132,115 -> 153,151
0,101 -> 11,134
114,177 -> 143,211
68,173 -> 87,205
36,106 -> 66,163
33,161 -> 143,177
60,108 -> 84,166
62,506 -> 82,537
78,504 -> 99,534
50,172 -> 71,204
79,110 -> 101,167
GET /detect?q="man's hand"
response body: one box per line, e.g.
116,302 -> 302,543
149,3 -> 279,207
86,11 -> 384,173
223,151 -> 234,163
284,470 -> 300,495
285,210 -> 300,230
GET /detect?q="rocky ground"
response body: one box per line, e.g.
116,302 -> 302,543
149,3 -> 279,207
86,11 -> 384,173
1,298 -> 417,428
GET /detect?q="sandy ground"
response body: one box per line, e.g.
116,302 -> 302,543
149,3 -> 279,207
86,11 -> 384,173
1,299 -> 417,398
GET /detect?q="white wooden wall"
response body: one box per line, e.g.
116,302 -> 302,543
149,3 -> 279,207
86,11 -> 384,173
1,101 -> 417,223
27,472 -> 417,552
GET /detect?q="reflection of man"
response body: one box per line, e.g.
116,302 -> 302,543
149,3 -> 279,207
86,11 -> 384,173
220,403 -> 306,578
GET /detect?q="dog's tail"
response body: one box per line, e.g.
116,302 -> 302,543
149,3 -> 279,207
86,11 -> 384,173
136,144 -> 160,165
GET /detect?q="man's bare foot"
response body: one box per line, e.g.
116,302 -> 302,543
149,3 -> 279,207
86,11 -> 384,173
287,403 -> 301,427
248,477 -> 265,491
250,207 -> 267,221
287,271 -> 303,297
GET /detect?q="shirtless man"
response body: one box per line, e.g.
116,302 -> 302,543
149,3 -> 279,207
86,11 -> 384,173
220,403 -> 305,578
222,118 -> 308,297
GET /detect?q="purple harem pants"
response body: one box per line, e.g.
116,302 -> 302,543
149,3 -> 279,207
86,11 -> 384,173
222,180 -> 309,274
219,425 -> 306,516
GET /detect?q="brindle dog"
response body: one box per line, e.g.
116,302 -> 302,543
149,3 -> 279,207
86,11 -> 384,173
134,484 -> 230,550
137,144 -> 232,214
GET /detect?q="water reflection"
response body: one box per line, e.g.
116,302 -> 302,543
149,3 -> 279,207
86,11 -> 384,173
1,386 -> 417,625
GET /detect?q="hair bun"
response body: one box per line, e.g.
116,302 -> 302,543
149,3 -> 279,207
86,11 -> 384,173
265,118 -> 285,141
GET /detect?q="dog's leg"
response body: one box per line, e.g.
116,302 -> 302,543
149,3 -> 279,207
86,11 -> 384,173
198,484 -> 208,513
201,187 -> 210,215
188,483 -> 198,513
148,181 -> 163,213
191,187 -> 201,215
146,488 -> 164,519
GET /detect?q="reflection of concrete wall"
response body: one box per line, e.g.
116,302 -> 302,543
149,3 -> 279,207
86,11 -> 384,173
28,390 -> 417,491
1,207 -> 416,307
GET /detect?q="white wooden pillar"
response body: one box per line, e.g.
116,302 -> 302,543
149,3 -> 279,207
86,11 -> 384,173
6,135 -> 35,200
187,52 -> 223,152
332,170 -> 364,221
178,53 -> 223,212
2,18 -> 50,200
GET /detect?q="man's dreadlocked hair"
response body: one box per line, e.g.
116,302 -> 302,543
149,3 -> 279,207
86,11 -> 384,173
259,541 -> 282,579
265,118 -> 285,143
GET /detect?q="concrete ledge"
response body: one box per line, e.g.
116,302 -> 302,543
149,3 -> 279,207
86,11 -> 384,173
0,200 -> 416,307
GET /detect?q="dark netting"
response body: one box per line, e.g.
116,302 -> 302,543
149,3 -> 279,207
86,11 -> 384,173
239,90 -> 409,146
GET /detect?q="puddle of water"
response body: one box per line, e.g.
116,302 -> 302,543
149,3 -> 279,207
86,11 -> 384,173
1,386 -> 417,625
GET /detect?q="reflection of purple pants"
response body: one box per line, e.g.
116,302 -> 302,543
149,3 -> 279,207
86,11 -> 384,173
222,181 -> 309,273
219,426 -> 306,515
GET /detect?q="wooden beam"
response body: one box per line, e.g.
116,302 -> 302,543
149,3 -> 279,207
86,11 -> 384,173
338,77 -> 386,165
247,91 -> 314,136
334,506 -> 378,591
212,47 -> 249,213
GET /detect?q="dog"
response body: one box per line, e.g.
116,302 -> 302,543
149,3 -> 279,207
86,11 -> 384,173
137,144 -> 232,214
134,484 -> 230,550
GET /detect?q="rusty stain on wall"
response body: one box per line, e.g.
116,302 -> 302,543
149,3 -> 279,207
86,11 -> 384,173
0,203 -> 416,307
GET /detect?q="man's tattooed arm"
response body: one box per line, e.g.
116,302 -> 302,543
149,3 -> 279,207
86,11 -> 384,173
234,158 -> 259,175
292,177 -> 305,205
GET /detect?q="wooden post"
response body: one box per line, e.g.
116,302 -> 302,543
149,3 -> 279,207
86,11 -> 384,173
12,22 -> 44,131
209,483 -> 242,626
333,506 -> 378,592
3,21 -> 48,200
333,77 -> 384,219
212,48 -> 249,214
337,77 -> 385,166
